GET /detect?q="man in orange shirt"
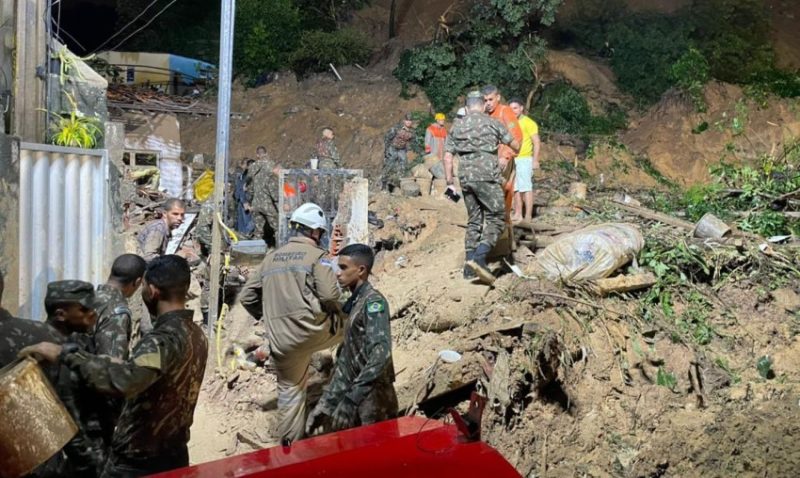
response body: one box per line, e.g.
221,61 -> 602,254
481,85 -> 523,238
424,113 -> 448,161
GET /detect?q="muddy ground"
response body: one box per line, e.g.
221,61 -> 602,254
181,174 -> 800,477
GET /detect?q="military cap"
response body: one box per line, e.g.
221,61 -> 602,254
45,280 -> 97,309
404,112 -> 414,120
466,90 -> 483,99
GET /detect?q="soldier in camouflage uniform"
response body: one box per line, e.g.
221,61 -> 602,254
444,91 -> 519,285
247,148 -> 282,248
21,255 -> 208,477
313,127 -> 341,169
382,113 -> 417,191
306,244 -> 397,435
2,280 -> 103,476
137,198 -> 186,262
91,254 -> 146,450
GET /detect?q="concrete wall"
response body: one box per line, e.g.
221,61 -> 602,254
0,132 -> 20,314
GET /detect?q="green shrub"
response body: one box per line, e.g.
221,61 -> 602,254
671,48 -> 711,111
291,29 -> 372,75
234,0 -> 302,82
531,82 -> 626,136
606,14 -> 693,105
393,0 -> 557,111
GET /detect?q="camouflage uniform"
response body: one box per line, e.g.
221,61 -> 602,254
195,199 -> 215,317
382,123 -> 416,190
93,284 -> 132,360
315,138 -> 341,169
313,281 -> 397,430
249,159 -> 281,246
137,219 -> 170,263
239,237 -> 344,443
91,284 -> 133,448
445,111 -> 514,255
0,281 -> 105,477
61,308 -> 208,477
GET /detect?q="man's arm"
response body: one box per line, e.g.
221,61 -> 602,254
532,134 -> 541,168
424,128 -> 433,154
345,298 -> 393,407
384,125 -> 397,146
94,309 -> 132,360
312,257 -> 342,312
239,263 -> 264,319
444,152 -> 455,185
140,227 -> 165,262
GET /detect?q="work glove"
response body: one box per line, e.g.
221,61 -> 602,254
331,397 -> 358,431
305,405 -> 330,436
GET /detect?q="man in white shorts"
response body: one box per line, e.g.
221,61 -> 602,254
509,98 -> 541,223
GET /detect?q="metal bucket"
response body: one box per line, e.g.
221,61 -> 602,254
693,213 -> 731,239
0,358 -> 78,478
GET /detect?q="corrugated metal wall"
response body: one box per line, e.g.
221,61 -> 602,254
18,143 -> 111,321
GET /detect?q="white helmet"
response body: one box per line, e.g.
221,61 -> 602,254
290,202 -> 328,231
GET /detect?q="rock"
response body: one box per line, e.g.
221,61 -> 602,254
772,288 -> 800,313
401,180 -> 421,197
417,313 -> 462,333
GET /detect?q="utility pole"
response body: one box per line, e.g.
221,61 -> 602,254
208,0 -> 235,344
13,0 -> 48,141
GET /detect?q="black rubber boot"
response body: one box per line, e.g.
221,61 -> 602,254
466,243 -> 495,285
463,250 -> 476,279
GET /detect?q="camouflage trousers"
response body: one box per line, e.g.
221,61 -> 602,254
348,380 -> 398,429
382,147 -> 408,190
462,180 -> 505,253
252,210 -> 279,247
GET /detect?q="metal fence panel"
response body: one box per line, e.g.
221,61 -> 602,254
18,143 -> 111,321
277,169 -> 363,249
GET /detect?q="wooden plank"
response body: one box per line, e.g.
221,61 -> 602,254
13,0 -> 48,141
591,272 -> 657,296
609,199 -> 695,230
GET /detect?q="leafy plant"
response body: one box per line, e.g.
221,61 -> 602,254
531,82 -> 626,137
234,0 -> 302,83
46,93 -> 103,149
394,0 -> 559,111
290,28 -> 372,75
656,367 -> 677,389
671,48 -> 710,112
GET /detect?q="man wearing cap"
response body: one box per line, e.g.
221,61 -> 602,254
382,113 -> 417,191
425,113 -> 448,162
240,202 -> 345,444
22,256 -> 208,477
1,280 -> 103,476
444,91 -> 520,285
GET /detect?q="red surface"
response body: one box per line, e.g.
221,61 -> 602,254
152,417 -> 521,478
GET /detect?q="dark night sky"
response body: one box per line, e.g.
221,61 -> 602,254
53,0 -> 120,54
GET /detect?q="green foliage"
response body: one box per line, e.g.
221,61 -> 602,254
558,0 -> 799,105
671,48 -> 711,112
48,110 -> 103,149
652,144 -> 800,237
656,367 -> 677,389
394,0 -> 559,111
607,14 -> 693,105
234,0 -> 302,82
690,0 -> 774,84
531,82 -> 626,137
290,29 -> 372,75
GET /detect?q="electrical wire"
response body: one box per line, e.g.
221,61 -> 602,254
89,0 -> 163,54
106,0 -> 180,53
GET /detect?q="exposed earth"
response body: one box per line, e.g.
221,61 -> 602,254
173,1 -> 800,476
